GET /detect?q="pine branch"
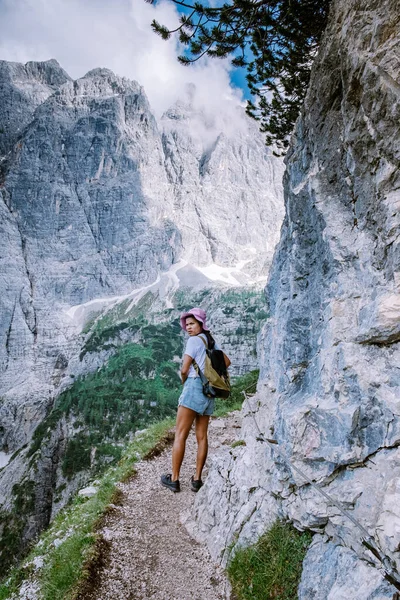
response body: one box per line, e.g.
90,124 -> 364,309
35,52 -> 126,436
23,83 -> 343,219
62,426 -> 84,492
148,0 -> 332,149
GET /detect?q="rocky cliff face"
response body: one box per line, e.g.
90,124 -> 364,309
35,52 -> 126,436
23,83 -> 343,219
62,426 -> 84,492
192,0 -> 400,596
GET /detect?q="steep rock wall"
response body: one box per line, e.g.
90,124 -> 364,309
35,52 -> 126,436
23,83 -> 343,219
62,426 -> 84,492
192,0 -> 400,597
0,60 -> 74,453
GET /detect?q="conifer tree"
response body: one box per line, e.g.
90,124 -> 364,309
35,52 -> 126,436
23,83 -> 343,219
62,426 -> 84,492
148,0 -> 331,151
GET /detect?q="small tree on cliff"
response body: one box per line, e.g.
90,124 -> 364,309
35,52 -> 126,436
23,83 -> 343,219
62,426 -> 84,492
147,0 -> 331,151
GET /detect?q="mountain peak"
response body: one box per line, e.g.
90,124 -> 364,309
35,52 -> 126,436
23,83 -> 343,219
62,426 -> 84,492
83,67 -> 120,79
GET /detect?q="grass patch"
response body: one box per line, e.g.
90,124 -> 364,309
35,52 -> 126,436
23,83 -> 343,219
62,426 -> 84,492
231,440 -> 246,448
227,521 -> 312,600
0,418 -> 175,600
143,429 -> 175,461
0,567 -> 32,600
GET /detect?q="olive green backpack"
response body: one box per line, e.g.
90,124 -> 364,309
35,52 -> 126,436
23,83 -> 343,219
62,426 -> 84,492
193,337 -> 231,399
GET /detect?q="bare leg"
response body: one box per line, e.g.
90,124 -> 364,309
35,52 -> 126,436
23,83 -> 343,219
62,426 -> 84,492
195,414 -> 210,481
172,406 -> 196,481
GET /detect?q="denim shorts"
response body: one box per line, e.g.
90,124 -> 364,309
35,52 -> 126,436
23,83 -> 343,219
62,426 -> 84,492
178,377 -> 215,416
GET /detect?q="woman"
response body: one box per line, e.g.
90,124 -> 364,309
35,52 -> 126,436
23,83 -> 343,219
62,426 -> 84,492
161,307 -> 231,493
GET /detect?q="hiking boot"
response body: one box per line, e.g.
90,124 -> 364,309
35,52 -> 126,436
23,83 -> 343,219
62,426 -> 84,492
161,474 -> 180,493
190,476 -> 203,492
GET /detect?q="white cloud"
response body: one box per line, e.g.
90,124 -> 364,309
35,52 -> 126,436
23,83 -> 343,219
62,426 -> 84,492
0,0 -> 246,124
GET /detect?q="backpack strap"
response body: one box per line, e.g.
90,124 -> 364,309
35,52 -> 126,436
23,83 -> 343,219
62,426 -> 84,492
192,334 -> 208,378
191,358 -> 199,372
198,334 -> 208,348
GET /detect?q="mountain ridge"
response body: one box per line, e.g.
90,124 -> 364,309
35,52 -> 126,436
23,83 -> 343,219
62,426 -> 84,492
0,59 -> 284,452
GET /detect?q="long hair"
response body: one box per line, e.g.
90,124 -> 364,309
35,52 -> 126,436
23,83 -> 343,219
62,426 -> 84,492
202,329 -> 215,350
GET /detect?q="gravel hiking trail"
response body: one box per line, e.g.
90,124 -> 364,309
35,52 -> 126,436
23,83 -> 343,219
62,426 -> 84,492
83,414 -> 240,600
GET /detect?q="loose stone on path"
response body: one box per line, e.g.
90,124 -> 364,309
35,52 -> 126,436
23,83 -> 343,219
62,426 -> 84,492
85,415 -> 237,600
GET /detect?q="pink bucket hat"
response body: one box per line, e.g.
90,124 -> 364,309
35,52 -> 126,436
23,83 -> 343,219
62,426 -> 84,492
180,307 -> 209,331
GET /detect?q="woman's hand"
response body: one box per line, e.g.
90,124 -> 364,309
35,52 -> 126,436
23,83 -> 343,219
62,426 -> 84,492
223,353 -> 231,368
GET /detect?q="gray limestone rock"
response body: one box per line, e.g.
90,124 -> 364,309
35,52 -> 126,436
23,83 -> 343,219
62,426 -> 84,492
299,537 -> 396,600
192,0 -> 400,596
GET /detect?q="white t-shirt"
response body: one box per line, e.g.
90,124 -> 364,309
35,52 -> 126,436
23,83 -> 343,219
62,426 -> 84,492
184,333 -> 220,378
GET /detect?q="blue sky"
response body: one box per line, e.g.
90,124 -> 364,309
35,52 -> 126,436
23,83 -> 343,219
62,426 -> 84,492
172,0 -> 251,100
228,67 -> 251,100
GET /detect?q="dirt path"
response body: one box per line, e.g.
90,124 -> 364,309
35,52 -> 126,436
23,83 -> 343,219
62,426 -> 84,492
86,414 -> 239,600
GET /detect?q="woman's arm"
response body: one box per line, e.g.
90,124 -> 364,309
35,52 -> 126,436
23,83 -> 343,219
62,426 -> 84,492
223,353 -> 231,368
181,354 -> 193,383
